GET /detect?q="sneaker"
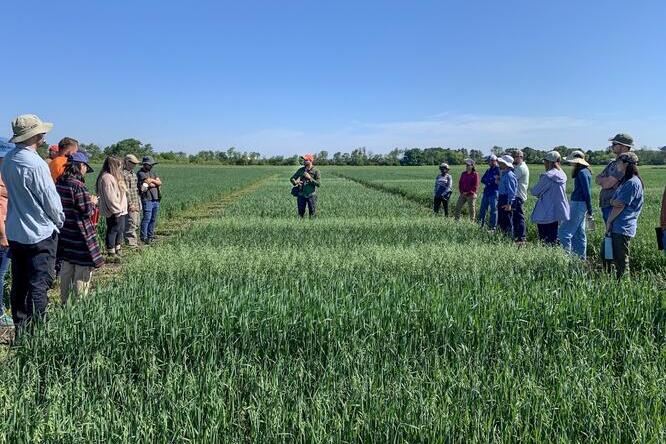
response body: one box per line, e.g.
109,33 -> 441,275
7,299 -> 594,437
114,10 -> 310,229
487,229 -> 496,234
0,313 -> 13,326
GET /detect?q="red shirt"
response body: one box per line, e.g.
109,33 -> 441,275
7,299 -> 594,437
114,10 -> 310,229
459,171 -> 479,195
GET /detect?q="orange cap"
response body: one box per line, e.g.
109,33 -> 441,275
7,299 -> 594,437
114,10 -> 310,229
301,153 -> 314,162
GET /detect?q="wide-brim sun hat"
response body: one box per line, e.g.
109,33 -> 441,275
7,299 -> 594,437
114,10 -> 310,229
608,133 -> 634,149
497,154 -> 514,166
142,156 -> 158,165
9,114 -> 53,143
564,150 -> 589,167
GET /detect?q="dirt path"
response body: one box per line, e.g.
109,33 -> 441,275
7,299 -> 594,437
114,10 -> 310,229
0,175 -> 275,347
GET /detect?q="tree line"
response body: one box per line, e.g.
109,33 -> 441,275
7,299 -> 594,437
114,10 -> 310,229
39,138 -> 666,166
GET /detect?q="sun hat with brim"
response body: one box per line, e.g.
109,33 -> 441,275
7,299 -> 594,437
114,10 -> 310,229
497,155 -> 514,166
0,138 -> 15,158
543,151 -> 561,163
142,156 -> 158,165
564,150 -> 589,167
618,152 -> 639,165
439,162 -> 450,170
609,133 -> 633,149
125,154 -> 140,163
68,152 -> 94,173
9,114 -> 53,143
464,158 -> 475,165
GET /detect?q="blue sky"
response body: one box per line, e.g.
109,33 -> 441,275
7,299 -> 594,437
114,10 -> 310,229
2,0 -> 665,155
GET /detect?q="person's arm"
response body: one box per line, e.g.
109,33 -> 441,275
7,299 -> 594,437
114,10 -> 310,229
31,165 -> 65,228
605,182 -> 633,232
470,173 -> 479,196
531,175 -> 547,197
580,172 -> 593,215
458,174 -> 464,194
310,169 -> 321,187
290,168 -> 303,185
507,175 -> 517,204
597,175 -> 619,189
74,185 -> 95,218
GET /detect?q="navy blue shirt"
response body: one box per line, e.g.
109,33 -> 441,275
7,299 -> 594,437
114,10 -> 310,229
481,166 -> 500,195
570,168 -> 593,215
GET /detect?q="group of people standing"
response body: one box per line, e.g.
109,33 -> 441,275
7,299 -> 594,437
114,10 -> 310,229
434,133 -> 651,279
0,114 -> 163,332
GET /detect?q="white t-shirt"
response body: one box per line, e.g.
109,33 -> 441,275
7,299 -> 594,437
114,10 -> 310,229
514,162 -> 529,202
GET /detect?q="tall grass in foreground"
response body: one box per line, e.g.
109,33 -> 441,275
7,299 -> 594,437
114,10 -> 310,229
0,173 -> 663,442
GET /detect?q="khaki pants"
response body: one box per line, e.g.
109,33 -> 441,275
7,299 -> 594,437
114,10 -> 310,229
124,211 -> 140,246
60,261 -> 93,305
454,194 -> 476,221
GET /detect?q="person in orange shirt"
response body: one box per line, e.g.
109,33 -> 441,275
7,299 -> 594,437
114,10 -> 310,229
49,137 -> 79,182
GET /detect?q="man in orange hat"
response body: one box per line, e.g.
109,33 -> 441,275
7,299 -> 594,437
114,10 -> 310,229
289,153 -> 320,218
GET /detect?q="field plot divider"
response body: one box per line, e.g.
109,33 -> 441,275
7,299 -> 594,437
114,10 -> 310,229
330,171 -> 429,207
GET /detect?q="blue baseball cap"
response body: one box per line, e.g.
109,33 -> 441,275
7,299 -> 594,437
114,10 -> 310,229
68,151 -> 94,173
0,137 -> 15,158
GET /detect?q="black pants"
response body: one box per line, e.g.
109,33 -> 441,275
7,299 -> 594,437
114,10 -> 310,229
433,195 -> 449,216
497,195 -> 513,235
106,215 -> 126,249
512,197 -> 526,241
537,222 -> 559,245
9,232 -> 57,329
602,232 -> 631,280
297,195 -> 316,218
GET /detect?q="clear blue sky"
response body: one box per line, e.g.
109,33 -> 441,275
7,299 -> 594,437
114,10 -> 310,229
2,0 -> 665,155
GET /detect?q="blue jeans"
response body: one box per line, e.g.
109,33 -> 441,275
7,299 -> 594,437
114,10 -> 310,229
477,191 -> 498,229
141,200 -> 160,240
0,247 -> 10,313
559,201 -> 588,259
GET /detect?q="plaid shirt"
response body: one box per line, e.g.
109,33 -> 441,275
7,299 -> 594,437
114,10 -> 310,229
122,168 -> 141,210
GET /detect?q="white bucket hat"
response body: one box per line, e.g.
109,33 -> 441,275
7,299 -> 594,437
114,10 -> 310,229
9,114 -> 53,143
564,150 -> 589,167
497,154 -> 514,166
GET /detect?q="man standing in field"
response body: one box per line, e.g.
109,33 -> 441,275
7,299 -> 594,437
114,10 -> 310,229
290,153 -> 320,218
512,150 -> 529,244
596,133 -> 633,223
122,154 -> 141,248
477,155 -> 500,231
137,156 -> 162,244
49,137 -> 79,182
2,115 -> 65,332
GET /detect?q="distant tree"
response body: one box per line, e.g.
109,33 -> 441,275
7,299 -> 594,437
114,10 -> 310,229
80,143 -> 102,160
104,139 -> 155,158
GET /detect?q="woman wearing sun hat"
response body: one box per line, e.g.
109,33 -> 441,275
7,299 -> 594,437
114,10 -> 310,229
56,152 -> 104,304
530,151 -> 570,245
558,150 -> 593,260
602,152 -> 644,279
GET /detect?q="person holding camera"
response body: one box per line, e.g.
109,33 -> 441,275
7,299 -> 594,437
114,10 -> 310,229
290,153 -> 320,218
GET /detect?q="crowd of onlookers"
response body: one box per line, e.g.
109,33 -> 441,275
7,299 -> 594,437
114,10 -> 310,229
0,114 -> 163,335
433,133 -> 665,280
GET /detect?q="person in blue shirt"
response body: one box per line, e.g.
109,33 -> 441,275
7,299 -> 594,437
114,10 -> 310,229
558,151 -> 594,260
602,152 -> 644,279
477,155 -> 500,231
2,115 -> 64,333
433,163 -> 452,216
496,155 -> 518,236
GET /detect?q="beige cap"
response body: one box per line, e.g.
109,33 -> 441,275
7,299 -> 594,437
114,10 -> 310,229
9,114 -> 53,143
543,150 -> 561,163
124,154 -> 140,163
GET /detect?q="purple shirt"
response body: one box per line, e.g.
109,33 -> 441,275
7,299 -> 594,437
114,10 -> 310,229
530,168 -> 570,224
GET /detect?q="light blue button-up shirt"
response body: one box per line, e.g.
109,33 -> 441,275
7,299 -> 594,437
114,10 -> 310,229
1,144 -> 64,244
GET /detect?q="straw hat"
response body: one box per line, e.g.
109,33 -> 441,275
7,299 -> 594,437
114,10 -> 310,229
124,154 -> 140,164
9,114 -> 53,143
564,150 -> 589,167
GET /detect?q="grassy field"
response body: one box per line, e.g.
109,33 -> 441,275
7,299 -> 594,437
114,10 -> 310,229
0,166 -> 664,442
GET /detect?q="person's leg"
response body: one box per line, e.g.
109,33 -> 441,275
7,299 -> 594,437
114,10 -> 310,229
512,197 -> 526,241
488,192 -> 498,230
140,200 -> 153,241
115,215 -> 126,249
124,212 -> 139,247
433,196 -> 442,214
148,201 -> 160,239
611,233 -> 630,280
442,198 -> 449,217
25,233 -> 57,324
548,222 -> 559,245
477,193 -> 489,226
297,196 -> 306,217
454,195 -> 465,220
0,247 -> 10,314
73,265 -> 93,299
558,214 -> 574,254
59,260 -> 75,305
8,242 -> 28,328
467,196 -> 476,221
497,195 -> 507,233
106,216 -> 117,253
570,202 -> 587,260
307,195 -> 317,218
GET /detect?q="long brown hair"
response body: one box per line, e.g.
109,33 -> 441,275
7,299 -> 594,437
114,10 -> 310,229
96,156 -> 126,193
